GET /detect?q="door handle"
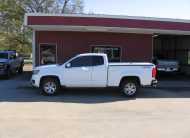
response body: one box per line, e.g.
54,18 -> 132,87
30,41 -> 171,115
81,67 -> 89,72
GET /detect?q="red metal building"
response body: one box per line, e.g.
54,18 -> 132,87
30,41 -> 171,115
25,13 -> 190,71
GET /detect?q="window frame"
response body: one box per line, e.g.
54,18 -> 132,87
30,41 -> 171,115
39,43 -> 57,65
66,56 -> 92,68
90,45 -> 122,62
188,51 -> 190,65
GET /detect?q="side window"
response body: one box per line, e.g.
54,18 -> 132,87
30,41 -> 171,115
70,56 -> 92,67
91,46 -> 121,62
92,56 -> 104,66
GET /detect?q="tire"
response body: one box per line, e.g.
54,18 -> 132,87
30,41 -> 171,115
41,78 -> 60,96
120,80 -> 139,97
5,69 -> 11,79
18,67 -> 23,74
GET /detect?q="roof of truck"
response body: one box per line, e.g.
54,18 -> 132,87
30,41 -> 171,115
77,53 -> 107,56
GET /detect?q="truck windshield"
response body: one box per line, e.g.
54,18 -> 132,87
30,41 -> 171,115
0,53 -> 8,59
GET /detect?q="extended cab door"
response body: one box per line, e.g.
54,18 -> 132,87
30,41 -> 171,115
64,56 -> 92,87
91,56 -> 108,87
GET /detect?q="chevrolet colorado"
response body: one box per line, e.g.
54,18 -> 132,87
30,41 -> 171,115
31,53 -> 157,97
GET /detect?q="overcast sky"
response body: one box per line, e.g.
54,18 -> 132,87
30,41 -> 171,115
84,0 -> 190,20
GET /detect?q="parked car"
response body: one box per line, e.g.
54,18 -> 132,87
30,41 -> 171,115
31,53 -> 157,97
0,50 -> 24,79
153,57 -> 179,73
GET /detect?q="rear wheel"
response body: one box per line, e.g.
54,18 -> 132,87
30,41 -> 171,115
120,80 -> 139,97
41,78 -> 60,96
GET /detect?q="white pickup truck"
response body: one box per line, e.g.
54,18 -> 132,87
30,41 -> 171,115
31,53 -> 157,97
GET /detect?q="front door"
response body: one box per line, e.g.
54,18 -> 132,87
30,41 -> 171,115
64,56 -> 92,87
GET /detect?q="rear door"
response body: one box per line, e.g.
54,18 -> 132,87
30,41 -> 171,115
64,56 -> 93,87
91,56 -> 107,87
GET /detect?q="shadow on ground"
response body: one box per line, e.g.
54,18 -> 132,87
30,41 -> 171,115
0,71 -> 190,103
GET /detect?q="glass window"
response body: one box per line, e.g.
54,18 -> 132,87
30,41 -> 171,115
0,53 -> 8,59
91,46 -> 121,62
92,56 -> 104,66
40,44 -> 56,65
188,51 -> 190,65
70,56 -> 92,67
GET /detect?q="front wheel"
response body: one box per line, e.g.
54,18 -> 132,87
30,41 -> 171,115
41,78 -> 60,96
5,69 -> 11,79
18,66 -> 23,74
120,80 -> 139,97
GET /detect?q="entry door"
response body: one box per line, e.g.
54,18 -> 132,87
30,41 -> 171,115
64,56 -> 92,87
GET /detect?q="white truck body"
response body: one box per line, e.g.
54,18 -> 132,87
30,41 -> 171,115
31,53 -> 157,97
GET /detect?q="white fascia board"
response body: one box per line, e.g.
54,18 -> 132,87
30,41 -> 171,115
24,13 -> 190,24
27,25 -> 190,35
24,14 -> 28,25
32,30 -> 35,67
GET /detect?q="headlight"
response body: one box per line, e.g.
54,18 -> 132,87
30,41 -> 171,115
33,70 -> 40,75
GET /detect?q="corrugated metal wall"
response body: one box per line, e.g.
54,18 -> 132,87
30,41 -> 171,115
35,31 -> 152,66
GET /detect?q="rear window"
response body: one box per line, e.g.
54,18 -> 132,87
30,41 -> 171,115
0,53 -> 8,59
92,56 -> 104,66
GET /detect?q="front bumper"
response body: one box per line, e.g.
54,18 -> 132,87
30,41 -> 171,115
31,75 -> 40,87
151,79 -> 157,87
157,67 -> 178,72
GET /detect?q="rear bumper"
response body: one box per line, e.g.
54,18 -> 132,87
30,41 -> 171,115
151,79 -> 157,87
157,67 -> 178,72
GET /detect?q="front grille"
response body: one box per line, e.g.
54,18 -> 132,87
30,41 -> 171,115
0,62 -> 6,69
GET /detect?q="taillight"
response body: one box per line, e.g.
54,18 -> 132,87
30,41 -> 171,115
152,67 -> 156,78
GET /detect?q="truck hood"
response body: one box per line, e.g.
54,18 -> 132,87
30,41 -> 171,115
0,59 -> 8,63
35,64 -> 60,70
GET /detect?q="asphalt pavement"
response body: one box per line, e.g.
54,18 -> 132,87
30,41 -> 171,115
0,72 -> 190,138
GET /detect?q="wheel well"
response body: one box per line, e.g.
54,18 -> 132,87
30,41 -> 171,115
40,76 -> 60,86
119,76 -> 141,86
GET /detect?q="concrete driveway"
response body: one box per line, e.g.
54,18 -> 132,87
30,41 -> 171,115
0,72 -> 190,138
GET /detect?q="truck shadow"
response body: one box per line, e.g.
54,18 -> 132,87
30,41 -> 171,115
0,71 -> 190,103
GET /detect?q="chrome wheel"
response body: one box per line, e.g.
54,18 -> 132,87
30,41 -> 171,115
123,83 -> 136,95
44,81 -> 57,94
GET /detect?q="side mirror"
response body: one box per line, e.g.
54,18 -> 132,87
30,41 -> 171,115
65,63 -> 71,68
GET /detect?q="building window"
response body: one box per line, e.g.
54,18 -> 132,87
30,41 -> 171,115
40,44 -> 56,65
91,46 -> 121,62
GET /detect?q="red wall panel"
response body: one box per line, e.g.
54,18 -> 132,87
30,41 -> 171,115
35,31 -> 152,66
28,16 -> 190,31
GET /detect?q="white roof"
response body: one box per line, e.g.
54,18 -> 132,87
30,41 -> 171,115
25,13 -> 190,24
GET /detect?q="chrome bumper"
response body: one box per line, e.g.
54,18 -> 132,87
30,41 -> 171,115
151,79 -> 157,87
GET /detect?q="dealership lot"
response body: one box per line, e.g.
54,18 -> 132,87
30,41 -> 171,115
0,72 -> 190,138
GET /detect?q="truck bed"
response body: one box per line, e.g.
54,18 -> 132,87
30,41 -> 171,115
109,62 -> 154,66
108,62 -> 155,86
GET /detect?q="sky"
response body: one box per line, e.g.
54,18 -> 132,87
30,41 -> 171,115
84,0 -> 190,20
